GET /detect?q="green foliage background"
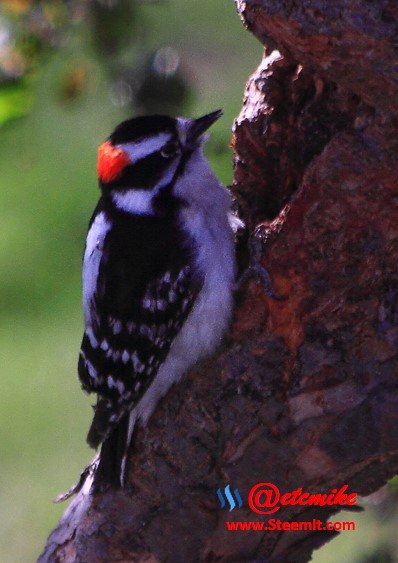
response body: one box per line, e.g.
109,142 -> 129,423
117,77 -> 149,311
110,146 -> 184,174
0,2 -> 395,561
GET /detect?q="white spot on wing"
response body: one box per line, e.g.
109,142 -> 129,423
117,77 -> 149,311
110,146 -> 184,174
142,297 -> 155,312
131,351 -> 143,371
168,290 -> 177,303
157,299 -> 167,311
85,357 -> 98,382
178,266 -> 190,281
107,375 -> 116,389
139,324 -> 152,339
113,320 -> 122,335
127,321 -> 136,333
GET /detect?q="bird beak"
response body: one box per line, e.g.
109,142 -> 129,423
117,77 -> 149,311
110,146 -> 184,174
185,109 -> 223,146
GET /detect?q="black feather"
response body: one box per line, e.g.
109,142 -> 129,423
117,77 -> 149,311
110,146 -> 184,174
78,200 -> 202,485
92,413 -> 131,490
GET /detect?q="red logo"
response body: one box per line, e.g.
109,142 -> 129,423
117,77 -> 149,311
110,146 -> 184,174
248,483 -> 357,515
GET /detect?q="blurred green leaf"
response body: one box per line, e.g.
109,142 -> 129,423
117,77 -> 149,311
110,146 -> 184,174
0,80 -> 33,125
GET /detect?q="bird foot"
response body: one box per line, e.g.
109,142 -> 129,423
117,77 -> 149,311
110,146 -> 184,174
235,228 -> 286,301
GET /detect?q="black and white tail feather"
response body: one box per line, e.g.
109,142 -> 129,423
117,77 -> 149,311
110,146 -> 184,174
58,111 -> 243,500
80,242 -> 200,487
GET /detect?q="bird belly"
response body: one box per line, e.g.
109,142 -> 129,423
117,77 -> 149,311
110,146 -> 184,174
135,210 -> 236,426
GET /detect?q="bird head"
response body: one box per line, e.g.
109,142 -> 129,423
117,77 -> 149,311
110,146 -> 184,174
97,111 -> 222,214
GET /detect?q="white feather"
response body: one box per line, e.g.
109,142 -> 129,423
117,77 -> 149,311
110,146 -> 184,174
82,212 -> 111,328
228,212 -> 245,233
119,132 -> 171,162
112,190 -> 154,215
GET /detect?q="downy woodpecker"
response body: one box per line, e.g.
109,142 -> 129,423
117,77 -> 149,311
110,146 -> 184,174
78,111 -> 240,486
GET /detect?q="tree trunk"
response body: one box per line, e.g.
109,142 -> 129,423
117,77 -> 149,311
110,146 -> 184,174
40,1 -> 398,561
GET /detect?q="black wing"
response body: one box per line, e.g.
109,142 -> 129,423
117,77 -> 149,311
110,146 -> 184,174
78,207 -> 201,448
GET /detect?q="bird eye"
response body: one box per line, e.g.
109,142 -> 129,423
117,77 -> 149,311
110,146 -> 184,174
161,141 -> 180,159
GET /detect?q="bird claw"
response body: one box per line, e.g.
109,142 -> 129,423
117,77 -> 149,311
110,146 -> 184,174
235,229 -> 286,301
53,454 -> 99,503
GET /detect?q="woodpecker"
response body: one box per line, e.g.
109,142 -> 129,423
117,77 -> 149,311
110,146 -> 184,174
77,111 -> 241,487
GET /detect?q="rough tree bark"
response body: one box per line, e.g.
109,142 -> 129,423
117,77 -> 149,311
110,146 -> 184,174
40,1 -> 398,562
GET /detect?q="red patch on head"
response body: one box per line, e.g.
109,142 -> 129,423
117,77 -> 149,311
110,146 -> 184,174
97,140 -> 130,183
